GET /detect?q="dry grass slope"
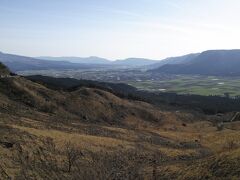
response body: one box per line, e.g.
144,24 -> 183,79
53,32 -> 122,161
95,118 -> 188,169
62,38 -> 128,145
0,75 -> 240,179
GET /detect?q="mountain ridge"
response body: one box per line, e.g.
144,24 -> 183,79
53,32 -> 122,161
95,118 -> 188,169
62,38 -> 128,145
2,49 -> 240,75
146,53 -> 200,69
151,49 -> 240,76
37,56 -> 159,66
0,52 -> 109,72
37,56 -> 111,64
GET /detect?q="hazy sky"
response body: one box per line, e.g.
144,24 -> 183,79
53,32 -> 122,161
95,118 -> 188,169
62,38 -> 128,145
1,0 -> 240,60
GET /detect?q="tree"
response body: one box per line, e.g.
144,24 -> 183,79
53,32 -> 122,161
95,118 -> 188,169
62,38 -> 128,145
64,141 -> 83,173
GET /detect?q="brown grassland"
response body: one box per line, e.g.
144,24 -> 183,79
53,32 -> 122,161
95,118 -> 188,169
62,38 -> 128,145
0,71 -> 240,179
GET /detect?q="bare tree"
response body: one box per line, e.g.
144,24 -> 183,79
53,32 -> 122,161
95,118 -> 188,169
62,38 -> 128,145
64,141 -> 83,173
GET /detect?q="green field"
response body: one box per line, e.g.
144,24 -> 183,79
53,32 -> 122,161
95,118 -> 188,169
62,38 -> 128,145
19,69 -> 240,97
128,75 -> 240,97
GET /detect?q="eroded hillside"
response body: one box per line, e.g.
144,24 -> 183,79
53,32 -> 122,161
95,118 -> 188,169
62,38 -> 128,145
0,74 -> 240,179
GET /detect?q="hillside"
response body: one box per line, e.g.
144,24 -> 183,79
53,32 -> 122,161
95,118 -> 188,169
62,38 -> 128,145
151,50 -> 240,76
0,73 -> 240,179
0,62 -> 10,75
26,75 -> 137,95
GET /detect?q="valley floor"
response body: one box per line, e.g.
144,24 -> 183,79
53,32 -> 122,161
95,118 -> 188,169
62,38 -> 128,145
19,69 -> 240,97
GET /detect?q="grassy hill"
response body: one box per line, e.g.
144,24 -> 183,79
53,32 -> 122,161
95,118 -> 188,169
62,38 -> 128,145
0,74 -> 240,179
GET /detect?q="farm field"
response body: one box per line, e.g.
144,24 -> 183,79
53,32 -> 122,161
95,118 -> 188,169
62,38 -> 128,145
128,75 -> 240,97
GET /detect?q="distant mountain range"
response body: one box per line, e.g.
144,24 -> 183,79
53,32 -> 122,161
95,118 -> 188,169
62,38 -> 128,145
37,56 -> 111,64
37,56 -> 158,66
2,50 -> 240,76
151,50 -> 240,76
0,52 -> 109,72
0,52 -> 159,72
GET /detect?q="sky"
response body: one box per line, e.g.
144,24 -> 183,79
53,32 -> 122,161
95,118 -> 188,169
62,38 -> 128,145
1,0 -> 240,60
